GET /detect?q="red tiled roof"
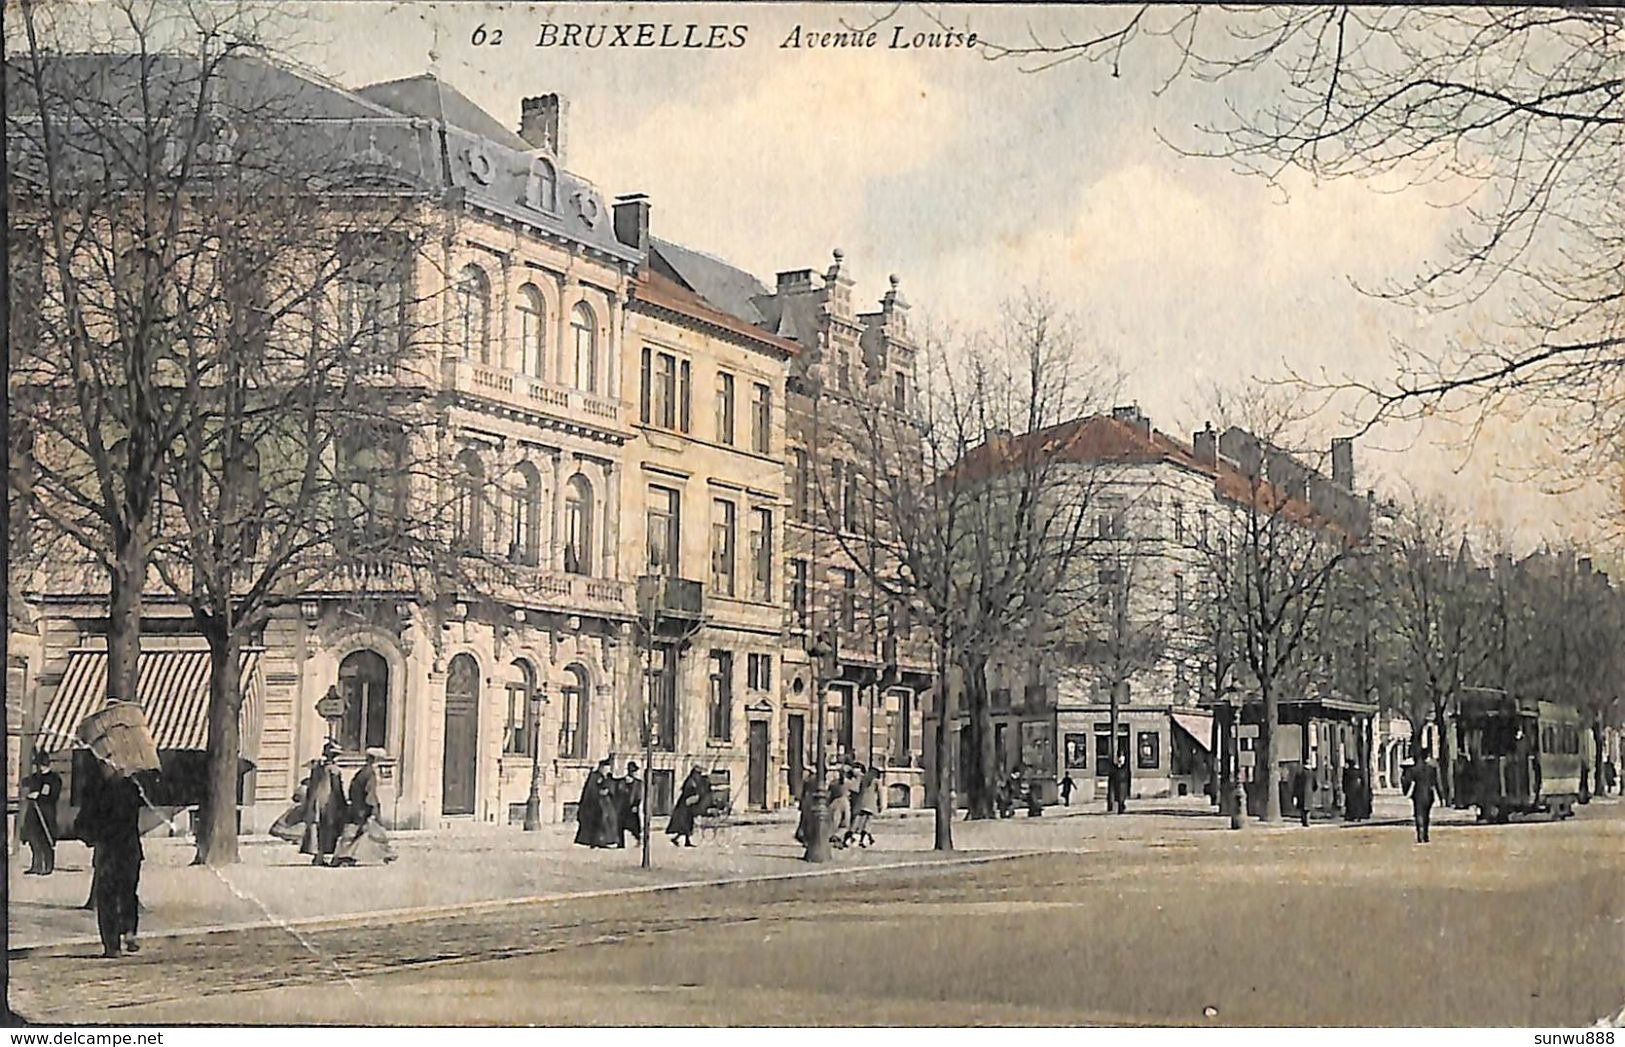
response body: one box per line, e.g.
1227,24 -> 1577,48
950,414 -> 1347,537
630,269 -> 800,358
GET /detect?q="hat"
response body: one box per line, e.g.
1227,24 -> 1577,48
626,761 -> 639,772
365,747 -> 387,760
322,740 -> 342,759
32,749 -> 51,767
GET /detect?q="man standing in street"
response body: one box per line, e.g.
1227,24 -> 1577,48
75,759 -> 147,957
20,749 -> 62,875
616,760 -> 643,849
1059,772 -> 1075,807
1405,746 -> 1443,844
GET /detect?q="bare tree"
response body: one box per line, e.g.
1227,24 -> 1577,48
8,1 -> 486,865
1051,528 -> 1168,813
984,7 -> 1625,522
1365,493 -> 1496,801
1196,389 -> 1353,821
832,296 -> 1112,826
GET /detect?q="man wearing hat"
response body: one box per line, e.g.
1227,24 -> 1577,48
20,749 -> 62,875
615,760 -> 643,848
74,756 -> 147,957
300,742 -> 347,866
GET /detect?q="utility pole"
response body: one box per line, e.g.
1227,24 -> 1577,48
802,365 -> 832,863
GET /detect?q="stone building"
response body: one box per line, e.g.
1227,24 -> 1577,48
13,63 -> 647,830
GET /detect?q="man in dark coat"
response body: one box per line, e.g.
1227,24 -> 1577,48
574,759 -> 618,848
1405,747 -> 1443,843
75,761 -> 147,958
1293,763 -> 1313,827
20,750 -> 62,875
666,766 -> 710,847
1059,773 -> 1075,807
300,744 -> 347,866
615,761 -> 643,848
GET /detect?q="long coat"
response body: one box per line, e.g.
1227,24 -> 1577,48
300,762 -> 347,856
334,762 -> 395,865
665,771 -> 710,837
574,770 -> 618,847
1405,759 -> 1442,810
616,776 -> 643,839
19,769 -> 62,851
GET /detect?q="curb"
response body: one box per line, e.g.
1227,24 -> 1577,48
8,848 -> 1050,959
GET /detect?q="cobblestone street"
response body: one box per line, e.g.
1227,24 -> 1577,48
10,800 -> 1620,1025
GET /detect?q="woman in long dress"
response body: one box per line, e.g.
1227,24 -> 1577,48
848,766 -> 880,848
333,748 -> 396,866
665,766 -> 710,847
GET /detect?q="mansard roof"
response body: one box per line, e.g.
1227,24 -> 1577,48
6,53 -> 637,264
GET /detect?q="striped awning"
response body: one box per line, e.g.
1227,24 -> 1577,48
36,648 -> 263,761
1171,711 -> 1214,751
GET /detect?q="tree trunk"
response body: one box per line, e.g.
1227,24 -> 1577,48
194,620 -> 244,867
105,533 -> 146,703
1259,680 -> 1281,822
1108,681 -> 1122,815
933,665 -> 954,851
960,651 -> 996,819
1208,712 -> 1222,806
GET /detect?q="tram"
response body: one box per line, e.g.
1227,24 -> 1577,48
1456,692 -> 1588,822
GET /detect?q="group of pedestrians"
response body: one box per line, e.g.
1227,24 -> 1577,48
795,762 -> 881,849
573,757 -> 647,848
268,742 -> 396,867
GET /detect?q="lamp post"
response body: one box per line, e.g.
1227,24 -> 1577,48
523,685 -> 544,831
801,361 -> 833,864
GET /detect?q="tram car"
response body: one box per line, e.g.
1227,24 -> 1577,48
1457,692 -> 1587,822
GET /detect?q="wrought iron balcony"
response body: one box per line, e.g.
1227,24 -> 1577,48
636,575 -> 705,623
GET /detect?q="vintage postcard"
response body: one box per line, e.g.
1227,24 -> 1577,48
5,0 -> 1623,1031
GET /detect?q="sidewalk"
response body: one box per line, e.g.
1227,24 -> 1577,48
4,793 -> 1445,953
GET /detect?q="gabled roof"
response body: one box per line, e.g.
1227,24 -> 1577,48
631,267 -> 799,359
356,75 -> 531,152
650,239 -> 772,327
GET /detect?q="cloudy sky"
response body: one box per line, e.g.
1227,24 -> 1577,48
64,2 -> 1620,550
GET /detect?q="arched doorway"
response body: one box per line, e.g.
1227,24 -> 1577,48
443,654 -> 480,815
338,650 -> 389,752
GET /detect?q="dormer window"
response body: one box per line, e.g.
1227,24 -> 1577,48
526,159 -> 557,212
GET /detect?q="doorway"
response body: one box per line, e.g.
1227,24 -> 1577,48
442,654 -> 480,816
748,720 -> 769,809
786,714 -> 805,797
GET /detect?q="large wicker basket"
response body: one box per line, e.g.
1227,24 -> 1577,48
78,701 -> 162,776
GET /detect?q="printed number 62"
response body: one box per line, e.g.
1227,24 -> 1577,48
471,24 -> 503,46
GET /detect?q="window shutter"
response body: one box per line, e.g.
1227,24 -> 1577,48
679,359 -> 692,433
640,347 -> 652,424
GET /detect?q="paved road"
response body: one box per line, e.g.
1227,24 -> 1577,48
10,804 -> 1622,1026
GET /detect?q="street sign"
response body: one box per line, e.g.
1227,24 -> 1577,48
315,689 -> 345,721
1238,724 -> 1259,739
1238,750 -> 1256,769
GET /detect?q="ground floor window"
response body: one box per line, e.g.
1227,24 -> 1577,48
1137,730 -> 1160,770
338,649 -> 389,752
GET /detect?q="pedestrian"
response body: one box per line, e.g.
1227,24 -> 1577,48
1025,779 -> 1043,817
20,749 -> 62,876
1109,759 -> 1130,814
74,758 -> 147,958
1293,763 -> 1313,827
268,777 -> 309,845
1604,757 -> 1617,796
616,760 -> 643,848
793,770 -> 818,845
826,769 -> 852,847
575,758 -> 618,848
1059,773 -> 1075,807
666,765 -> 710,847
1405,746 -> 1443,844
300,743 -> 347,867
848,765 -> 880,848
332,748 -> 396,866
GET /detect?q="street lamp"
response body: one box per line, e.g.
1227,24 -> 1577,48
804,630 -> 835,863
523,685 -> 545,831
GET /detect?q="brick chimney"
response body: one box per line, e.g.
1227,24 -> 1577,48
1331,437 -> 1355,491
1193,422 -> 1217,468
613,193 -> 650,255
519,94 -> 565,158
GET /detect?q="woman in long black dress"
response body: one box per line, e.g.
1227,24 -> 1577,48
665,766 -> 710,847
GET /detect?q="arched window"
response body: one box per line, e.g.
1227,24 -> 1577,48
526,159 -> 557,212
570,303 -> 597,393
455,449 -> 485,553
563,473 -> 592,575
338,649 -> 390,752
509,463 -> 543,566
516,284 -> 546,378
504,659 -> 536,756
558,664 -> 589,760
455,264 -> 491,363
